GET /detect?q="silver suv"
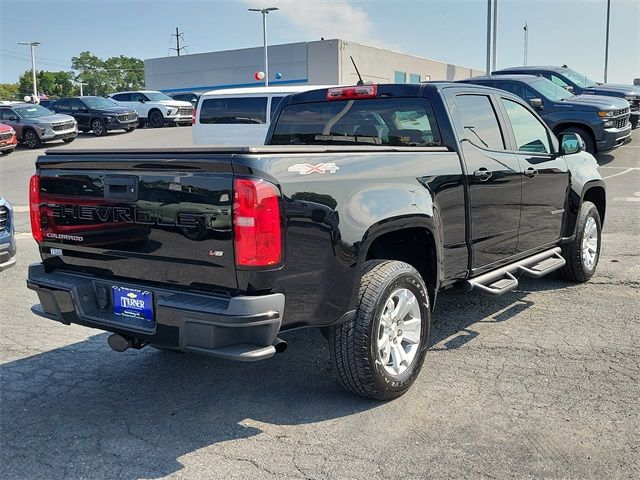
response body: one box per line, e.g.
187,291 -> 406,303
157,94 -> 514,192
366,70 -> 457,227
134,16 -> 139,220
0,103 -> 78,149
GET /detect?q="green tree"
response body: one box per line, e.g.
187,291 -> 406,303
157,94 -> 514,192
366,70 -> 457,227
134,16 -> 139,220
18,70 -> 75,98
72,51 -> 144,95
0,83 -> 19,100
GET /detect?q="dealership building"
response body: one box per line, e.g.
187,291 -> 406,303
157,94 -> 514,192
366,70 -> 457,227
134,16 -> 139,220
144,39 -> 484,93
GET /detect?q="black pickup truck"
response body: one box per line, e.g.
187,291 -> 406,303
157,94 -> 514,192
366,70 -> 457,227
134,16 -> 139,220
27,83 -> 605,400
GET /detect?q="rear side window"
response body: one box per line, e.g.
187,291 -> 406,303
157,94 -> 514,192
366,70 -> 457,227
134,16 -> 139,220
199,97 -> 268,124
501,98 -> 551,154
270,97 -> 441,147
454,94 -> 504,150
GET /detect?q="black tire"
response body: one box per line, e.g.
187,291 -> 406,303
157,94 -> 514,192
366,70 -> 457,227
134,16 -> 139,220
328,260 -> 431,400
62,137 -> 75,144
148,110 -> 164,128
558,201 -> 601,282
91,118 -> 107,136
559,126 -> 596,155
22,129 -> 41,149
1,148 -> 14,156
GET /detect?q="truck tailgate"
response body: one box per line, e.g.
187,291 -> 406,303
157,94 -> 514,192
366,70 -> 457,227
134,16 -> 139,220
34,152 -> 236,292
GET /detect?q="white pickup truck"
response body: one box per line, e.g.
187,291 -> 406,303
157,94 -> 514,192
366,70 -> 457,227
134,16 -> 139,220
108,90 -> 193,128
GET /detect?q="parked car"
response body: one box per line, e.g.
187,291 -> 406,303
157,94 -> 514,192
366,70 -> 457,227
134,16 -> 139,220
0,123 -> 18,155
108,90 -> 192,128
0,102 -> 77,149
168,92 -> 200,107
27,82 -> 605,400
493,66 -> 640,128
0,197 -> 16,272
49,96 -> 138,136
459,75 -> 631,154
192,85 -> 335,145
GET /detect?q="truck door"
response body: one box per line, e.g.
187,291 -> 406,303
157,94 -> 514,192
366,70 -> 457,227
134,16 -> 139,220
497,97 -> 569,252
449,93 -> 523,269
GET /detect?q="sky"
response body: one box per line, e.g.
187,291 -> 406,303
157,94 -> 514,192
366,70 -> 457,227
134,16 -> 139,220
0,0 -> 638,85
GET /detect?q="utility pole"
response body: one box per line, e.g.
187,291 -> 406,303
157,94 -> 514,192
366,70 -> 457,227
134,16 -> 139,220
249,7 -> 279,86
486,0 -> 492,74
604,0 -> 611,83
17,41 -> 41,100
491,0 -> 498,71
523,22 -> 528,66
170,27 -> 188,56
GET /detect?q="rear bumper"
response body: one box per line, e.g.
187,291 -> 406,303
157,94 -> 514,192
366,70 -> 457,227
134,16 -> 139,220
27,263 -> 285,361
597,123 -> 632,151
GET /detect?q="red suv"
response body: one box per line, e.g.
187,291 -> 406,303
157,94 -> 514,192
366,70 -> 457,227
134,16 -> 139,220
0,123 -> 17,155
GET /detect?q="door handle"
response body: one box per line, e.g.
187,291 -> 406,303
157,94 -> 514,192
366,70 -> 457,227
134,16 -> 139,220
524,167 -> 538,178
473,168 -> 492,181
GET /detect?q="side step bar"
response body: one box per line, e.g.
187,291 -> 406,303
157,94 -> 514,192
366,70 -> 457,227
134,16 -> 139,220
466,247 -> 566,296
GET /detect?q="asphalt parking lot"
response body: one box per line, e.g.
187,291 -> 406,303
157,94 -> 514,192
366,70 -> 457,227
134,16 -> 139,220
1,127 -> 638,479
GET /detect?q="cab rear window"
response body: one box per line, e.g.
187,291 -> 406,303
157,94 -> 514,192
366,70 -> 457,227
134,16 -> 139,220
269,97 -> 441,147
199,97 -> 267,124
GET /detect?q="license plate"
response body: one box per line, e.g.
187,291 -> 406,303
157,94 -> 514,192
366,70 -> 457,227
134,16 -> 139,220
112,286 -> 154,324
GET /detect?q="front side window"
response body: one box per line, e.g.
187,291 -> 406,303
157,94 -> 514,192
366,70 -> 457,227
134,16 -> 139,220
549,75 -> 570,89
501,98 -> 550,154
143,91 -> 172,101
112,93 -> 130,101
529,78 -> 574,102
0,109 -> 19,121
270,97 -> 441,147
455,94 -> 504,150
561,68 -> 598,89
199,97 -> 268,124
498,83 -> 538,101
130,92 -> 147,102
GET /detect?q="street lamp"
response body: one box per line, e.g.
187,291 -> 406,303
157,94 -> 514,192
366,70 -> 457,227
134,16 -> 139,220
248,7 -> 279,86
17,41 -> 41,101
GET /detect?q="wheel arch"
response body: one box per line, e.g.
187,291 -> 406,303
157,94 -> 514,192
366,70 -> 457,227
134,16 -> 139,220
359,216 -> 442,308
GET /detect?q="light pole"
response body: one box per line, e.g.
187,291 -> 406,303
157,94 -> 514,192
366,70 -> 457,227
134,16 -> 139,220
18,41 -> 41,100
76,82 -> 88,96
248,7 -> 279,86
491,0 -> 498,71
523,22 -> 528,66
604,0 -> 611,83
485,0 -> 492,74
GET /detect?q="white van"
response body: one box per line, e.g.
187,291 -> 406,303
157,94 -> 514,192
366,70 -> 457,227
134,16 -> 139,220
192,85 -> 333,145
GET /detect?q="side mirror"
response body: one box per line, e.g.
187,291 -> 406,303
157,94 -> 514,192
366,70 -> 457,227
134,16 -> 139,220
566,86 -> 575,94
138,98 -> 145,103
528,98 -> 543,110
559,132 -> 585,155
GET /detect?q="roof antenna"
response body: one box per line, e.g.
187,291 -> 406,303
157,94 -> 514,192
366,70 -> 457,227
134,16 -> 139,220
350,56 -> 364,85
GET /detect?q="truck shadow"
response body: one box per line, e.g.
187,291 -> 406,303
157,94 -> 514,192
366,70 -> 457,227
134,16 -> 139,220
0,275 -> 572,479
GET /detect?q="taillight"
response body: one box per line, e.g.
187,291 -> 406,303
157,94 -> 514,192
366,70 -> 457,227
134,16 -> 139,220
326,84 -> 377,101
233,178 -> 282,267
29,174 -> 43,243
192,107 -> 196,125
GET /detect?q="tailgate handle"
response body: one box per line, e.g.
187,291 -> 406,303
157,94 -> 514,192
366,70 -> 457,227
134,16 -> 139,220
104,175 -> 138,201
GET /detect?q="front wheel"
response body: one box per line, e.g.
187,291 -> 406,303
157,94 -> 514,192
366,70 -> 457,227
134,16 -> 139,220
91,118 -> 106,136
328,260 -> 430,400
23,129 -> 42,149
148,110 -> 164,128
559,201 -> 601,282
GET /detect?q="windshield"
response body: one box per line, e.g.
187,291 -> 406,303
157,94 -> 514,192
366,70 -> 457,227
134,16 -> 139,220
270,97 -> 442,147
530,78 -> 575,101
14,105 -> 54,118
144,92 -> 172,101
82,97 -> 116,109
562,68 -> 598,88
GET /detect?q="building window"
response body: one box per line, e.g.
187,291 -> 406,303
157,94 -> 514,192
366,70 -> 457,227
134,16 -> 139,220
409,73 -> 421,84
394,71 -> 407,83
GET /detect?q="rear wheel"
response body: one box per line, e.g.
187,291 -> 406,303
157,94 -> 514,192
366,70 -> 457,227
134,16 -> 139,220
91,118 -> 106,136
328,260 -> 430,400
559,126 -> 596,155
559,201 -> 601,282
23,129 -> 41,149
149,110 -> 164,128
